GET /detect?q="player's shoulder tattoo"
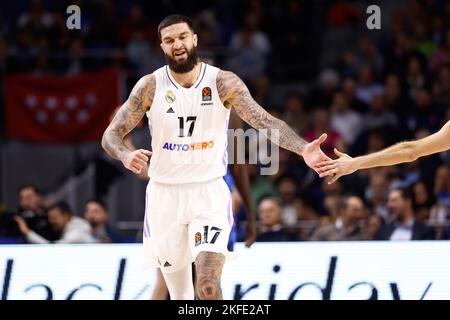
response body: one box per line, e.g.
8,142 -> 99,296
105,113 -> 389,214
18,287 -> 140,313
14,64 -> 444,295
129,73 -> 156,112
216,70 -> 249,105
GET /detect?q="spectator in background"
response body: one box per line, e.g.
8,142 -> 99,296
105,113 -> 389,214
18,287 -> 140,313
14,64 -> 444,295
226,12 -> 271,88
366,130 -> 388,155
17,184 -> 58,241
429,30 -> 450,74
432,64 -> 450,109
83,199 -> 131,243
355,65 -> 384,106
412,181 -> 434,223
65,38 -> 90,75
322,180 -> 342,225
384,73 -> 411,118
248,163 -> 278,211
192,10 -> 221,51
275,175 -> 300,228
311,68 -> 340,106
282,93 -> 308,135
376,188 -> 435,240
400,158 -> 423,188
361,93 -> 398,132
429,165 -> 450,226
365,214 -> 385,240
342,36 -> 384,77
436,165 -> 450,239
342,77 -> 367,112
321,176 -> 344,220
406,55 -> 427,100
330,90 -> 362,146
406,88 -> 442,134
294,197 -> 320,240
310,196 -> 367,241
9,30 -> 36,72
14,201 -> 96,244
119,5 -> 156,45
126,30 -> 163,77
412,22 -> 437,59
365,173 -> 390,222
433,165 -> 450,204
305,108 -> 342,158
256,197 -> 296,242
273,0 -> 314,81
17,0 -> 53,40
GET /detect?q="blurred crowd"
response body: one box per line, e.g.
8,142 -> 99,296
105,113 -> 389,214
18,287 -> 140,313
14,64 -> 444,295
0,0 -> 450,243
235,0 -> 450,242
0,184 -> 134,243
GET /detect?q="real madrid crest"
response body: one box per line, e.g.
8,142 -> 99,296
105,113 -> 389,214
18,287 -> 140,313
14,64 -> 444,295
195,232 -> 202,246
165,90 -> 176,103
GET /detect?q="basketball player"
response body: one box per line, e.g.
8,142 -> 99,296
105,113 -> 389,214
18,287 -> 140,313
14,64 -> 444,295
317,121 -> 450,184
102,14 -> 329,300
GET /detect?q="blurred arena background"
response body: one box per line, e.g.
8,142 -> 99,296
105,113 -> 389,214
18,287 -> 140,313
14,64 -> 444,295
0,0 -> 450,300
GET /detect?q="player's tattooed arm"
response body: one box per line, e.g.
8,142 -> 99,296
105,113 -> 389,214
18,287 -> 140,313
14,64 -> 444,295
217,70 -> 307,156
217,70 -> 330,171
102,74 -> 155,162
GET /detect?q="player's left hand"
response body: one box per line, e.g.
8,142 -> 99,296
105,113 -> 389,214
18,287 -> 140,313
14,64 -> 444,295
244,219 -> 257,248
302,133 -> 331,174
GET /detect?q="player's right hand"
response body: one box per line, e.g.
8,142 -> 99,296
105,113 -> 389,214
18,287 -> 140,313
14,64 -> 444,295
121,149 -> 152,174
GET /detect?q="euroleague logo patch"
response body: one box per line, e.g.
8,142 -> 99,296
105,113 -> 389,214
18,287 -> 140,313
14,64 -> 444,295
202,87 -> 212,101
195,232 -> 202,246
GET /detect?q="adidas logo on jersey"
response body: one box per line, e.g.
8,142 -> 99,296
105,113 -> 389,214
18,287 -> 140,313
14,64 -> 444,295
164,261 -> 172,267
166,107 -> 175,113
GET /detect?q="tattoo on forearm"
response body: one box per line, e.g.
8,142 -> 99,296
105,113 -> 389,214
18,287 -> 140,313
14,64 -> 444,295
102,74 -> 156,160
195,252 -> 225,300
217,70 -> 308,155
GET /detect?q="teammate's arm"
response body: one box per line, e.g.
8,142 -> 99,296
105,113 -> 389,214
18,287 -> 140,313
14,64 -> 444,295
229,110 -> 256,247
317,120 -> 450,184
230,163 -> 256,247
101,74 -> 155,174
217,70 -> 330,171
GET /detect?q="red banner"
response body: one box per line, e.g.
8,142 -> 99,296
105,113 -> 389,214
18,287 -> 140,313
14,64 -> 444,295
4,69 -> 120,143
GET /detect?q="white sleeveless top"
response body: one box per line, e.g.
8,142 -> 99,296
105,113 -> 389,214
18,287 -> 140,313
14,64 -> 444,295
146,62 -> 231,184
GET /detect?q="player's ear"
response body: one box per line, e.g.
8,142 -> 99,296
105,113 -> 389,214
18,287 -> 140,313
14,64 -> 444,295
193,34 -> 198,47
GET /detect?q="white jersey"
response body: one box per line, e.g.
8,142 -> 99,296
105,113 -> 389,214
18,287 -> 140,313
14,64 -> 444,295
146,62 -> 231,184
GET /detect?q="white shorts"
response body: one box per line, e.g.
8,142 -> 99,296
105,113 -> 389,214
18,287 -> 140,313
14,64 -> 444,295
143,177 -> 234,274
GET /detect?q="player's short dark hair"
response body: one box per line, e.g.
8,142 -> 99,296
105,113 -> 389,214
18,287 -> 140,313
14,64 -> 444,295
17,184 -> 42,195
85,198 -> 108,212
47,201 -> 72,216
158,14 -> 194,40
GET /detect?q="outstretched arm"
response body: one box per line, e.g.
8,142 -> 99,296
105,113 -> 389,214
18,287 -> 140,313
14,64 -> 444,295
318,120 -> 450,184
217,70 -> 330,171
101,74 -> 155,173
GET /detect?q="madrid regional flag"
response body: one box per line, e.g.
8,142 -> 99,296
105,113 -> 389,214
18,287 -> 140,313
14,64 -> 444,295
4,69 -> 120,143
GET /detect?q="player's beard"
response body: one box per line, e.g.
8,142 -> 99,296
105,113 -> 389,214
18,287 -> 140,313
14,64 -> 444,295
165,46 -> 199,74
